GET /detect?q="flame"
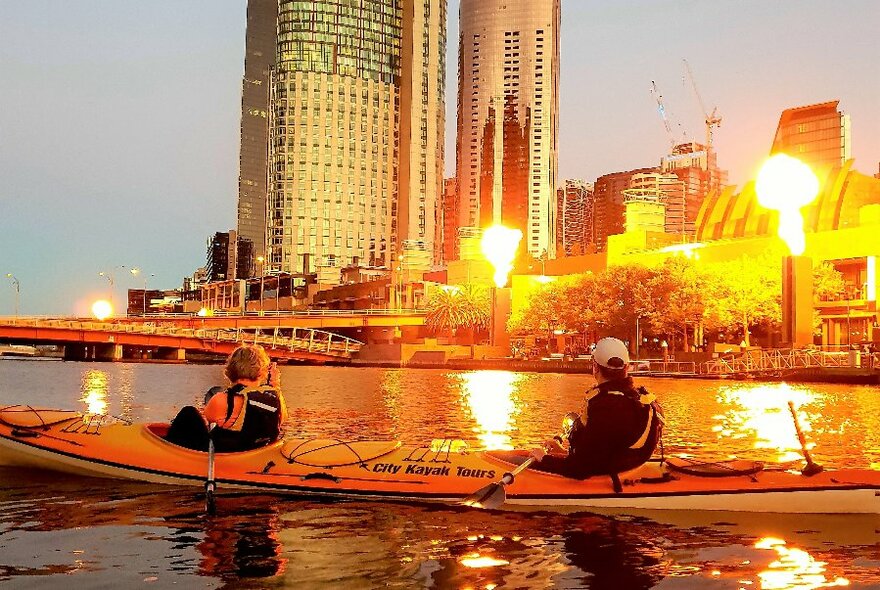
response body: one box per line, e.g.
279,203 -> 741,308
481,225 -> 523,288
755,154 -> 819,256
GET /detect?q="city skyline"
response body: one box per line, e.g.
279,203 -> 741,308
1,1 -> 878,314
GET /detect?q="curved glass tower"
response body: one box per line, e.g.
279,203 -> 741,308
455,0 -> 560,259
268,1 -> 446,278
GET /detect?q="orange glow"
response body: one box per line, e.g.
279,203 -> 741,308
459,370 -> 520,449
755,537 -> 849,589
481,225 -> 523,288
80,370 -> 109,415
755,154 -> 820,256
715,384 -> 818,462
459,553 -> 510,568
91,299 -> 113,320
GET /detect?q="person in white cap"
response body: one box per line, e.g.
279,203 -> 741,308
531,337 -> 664,482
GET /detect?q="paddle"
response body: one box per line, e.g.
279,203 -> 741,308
459,456 -> 538,509
787,401 -> 823,477
205,423 -> 217,514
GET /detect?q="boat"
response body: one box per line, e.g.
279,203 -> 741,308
1,405 -> 878,514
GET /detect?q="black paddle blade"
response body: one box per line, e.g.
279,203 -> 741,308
802,462 -> 824,477
459,482 -> 507,510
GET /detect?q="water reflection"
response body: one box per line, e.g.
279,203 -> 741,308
79,369 -> 109,415
714,383 -> 820,462
458,371 -> 521,449
755,537 -> 849,589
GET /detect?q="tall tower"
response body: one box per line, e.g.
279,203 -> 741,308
771,100 -> 851,174
661,141 -> 727,238
236,0 -> 278,267
267,1 -> 446,280
558,180 -> 594,256
455,0 -> 561,259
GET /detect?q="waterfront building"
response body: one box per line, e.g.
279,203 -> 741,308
237,0 -> 278,262
592,167 -> 657,253
557,180 -> 594,256
266,0 -> 447,284
660,142 -> 727,237
206,231 -> 237,283
454,0 -> 561,259
770,101 -> 851,175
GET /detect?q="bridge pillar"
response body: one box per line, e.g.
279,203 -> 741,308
95,344 -> 123,362
63,344 -> 89,361
156,347 -> 186,362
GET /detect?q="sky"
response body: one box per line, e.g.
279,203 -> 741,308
1,1 -> 878,315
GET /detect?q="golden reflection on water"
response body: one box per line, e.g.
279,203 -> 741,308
79,369 -> 109,415
459,554 -> 510,569
714,383 -> 821,462
755,537 -> 849,589
458,371 -> 521,450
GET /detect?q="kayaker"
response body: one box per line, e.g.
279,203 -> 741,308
530,337 -> 664,481
166,344 -> 288,452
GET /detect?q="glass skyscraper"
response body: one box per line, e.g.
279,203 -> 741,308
266,1 -> 446,278
455,0 -> 561,260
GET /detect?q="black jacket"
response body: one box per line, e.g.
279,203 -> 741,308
536,377 -> 663,479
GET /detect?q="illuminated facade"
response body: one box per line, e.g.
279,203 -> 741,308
593,167 -> 657,253
237,0 -> 278,261
455,0 -> 561,259
770,101 -> 851,175
661,142 -> 727,237
267,0 -> 446,280
440,177 -> 457,264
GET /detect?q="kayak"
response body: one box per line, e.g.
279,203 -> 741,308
1,405 -> 879,514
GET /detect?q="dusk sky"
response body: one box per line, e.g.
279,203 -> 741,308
1,1 -> 878,315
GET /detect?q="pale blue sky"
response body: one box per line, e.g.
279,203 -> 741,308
1,1 -> 878,314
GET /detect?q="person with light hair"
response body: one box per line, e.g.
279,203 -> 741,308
166,344 -> 288,452
531,337 -> 664,483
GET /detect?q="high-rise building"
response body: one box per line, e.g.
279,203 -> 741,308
266,1 -> 446,282
771,100 -> 851,173
660,142 -> 727,238
237,0 -> 278,261
206,231 -> 237,283
455,0 -> 561,259
557,180 -> 594,256
593,167 -> 657,252
440,177 -> 458,264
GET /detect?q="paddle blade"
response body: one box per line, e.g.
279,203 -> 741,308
459,482 -> 506,510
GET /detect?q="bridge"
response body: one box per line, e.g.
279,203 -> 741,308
0,317 -> 364,363
701,348 -> 876,377
119,309 -> 428,330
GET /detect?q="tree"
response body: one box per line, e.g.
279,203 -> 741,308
588,264 -> 655,348
425,284 -> 490,338
705,252 -> 782,347
644,257 -> 710,352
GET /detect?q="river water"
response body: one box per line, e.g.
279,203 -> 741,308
0,359 -> 878,589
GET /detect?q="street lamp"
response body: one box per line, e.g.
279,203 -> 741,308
5,274 -> 20,316
129,268 -> 155,315
256,256 -> 265,314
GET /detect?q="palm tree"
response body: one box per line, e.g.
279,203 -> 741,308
426,284 -> 490,339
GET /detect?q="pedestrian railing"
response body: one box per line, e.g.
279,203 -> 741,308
702,348 -> 852,376
0,318 -> 363,358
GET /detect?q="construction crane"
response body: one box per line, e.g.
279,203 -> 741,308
683,59 -> 722,149
650,80 -> 682,149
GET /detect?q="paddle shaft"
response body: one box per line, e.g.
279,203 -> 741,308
788,401 -> 822,473
205,423 -> 217,514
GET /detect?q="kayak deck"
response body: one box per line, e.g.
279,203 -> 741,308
1,405 -> 879,513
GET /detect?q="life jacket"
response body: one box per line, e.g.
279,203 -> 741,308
212,384 -> 282,452
570,383 -> 665,476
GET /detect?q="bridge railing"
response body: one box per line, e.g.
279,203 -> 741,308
0,318 -> 363,358
702,348 -> 853,375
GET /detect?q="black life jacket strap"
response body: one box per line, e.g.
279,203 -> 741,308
225,384 -> 246,423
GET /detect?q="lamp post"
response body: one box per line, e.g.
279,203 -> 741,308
5,274 -> 20,316
257,256 -> 265,314
129,268 -> 154,315
98,270 -> 115,307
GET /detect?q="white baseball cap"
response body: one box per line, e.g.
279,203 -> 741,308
593,337 -> 629,369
